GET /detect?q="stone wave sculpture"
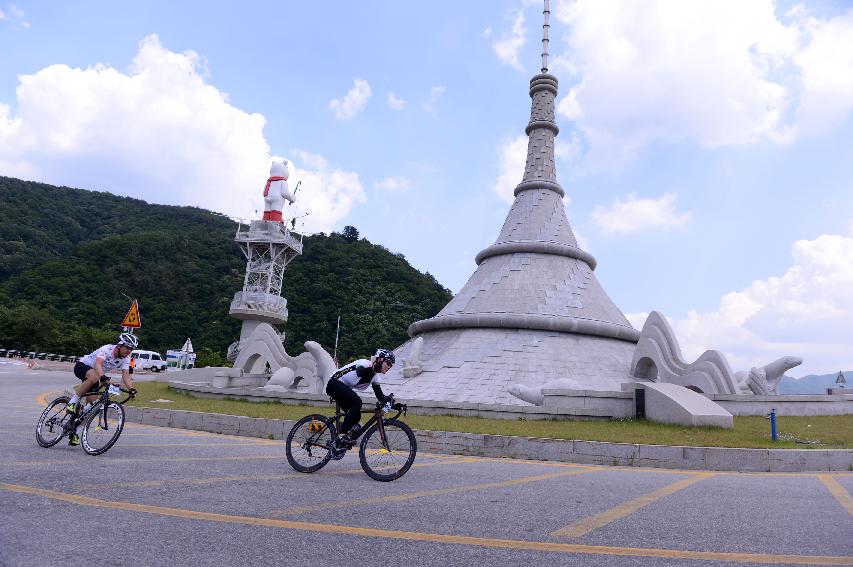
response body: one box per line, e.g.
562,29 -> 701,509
233,322 -> 317,388
630,311 -> 801,395
302,341 -> 336,393
736,357 -> 803,395
262,341 -> 335,394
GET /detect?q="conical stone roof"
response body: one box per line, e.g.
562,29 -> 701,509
384,73 -> 639,406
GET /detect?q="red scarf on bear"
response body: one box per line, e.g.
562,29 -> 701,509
263,176 -> 288,197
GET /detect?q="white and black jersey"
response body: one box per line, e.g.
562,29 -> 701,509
78,344 -> 130,372
329,359 -> 387,401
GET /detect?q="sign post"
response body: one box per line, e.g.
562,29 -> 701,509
122,299 -> 142,330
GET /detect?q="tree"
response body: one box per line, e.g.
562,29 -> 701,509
194,348 -> 230,368
10,305 -> 57,350
342,225 -> 360,242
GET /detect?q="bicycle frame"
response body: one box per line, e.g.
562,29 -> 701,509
68,385 -> 134,433
330,398 -> 406,448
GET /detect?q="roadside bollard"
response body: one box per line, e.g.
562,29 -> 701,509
766,408 -> 777,441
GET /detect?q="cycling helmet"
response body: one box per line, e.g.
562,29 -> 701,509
118,332 -> 138,349
374,348 -> 395,365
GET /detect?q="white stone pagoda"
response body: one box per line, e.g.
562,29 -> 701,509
382,2 -> 640,406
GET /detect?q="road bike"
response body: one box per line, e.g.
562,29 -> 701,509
285,394 -> 417,482
36,382 -> 135,455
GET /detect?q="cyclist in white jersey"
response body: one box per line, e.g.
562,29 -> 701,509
325,348 -> 395,449
66,333 -> 138,445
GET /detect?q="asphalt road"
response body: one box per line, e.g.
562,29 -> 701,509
1,367 -> 851,567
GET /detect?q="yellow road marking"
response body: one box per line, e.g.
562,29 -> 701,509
88,473 -> 301,489
36,390 -> 55,406
3,452 -> 476,468
1,482 -> 849,565
3,455 -> 286,466
818,475 -> 853,517
87,456 -> 483,489
268,467 -> 598,516
551,472 -> 716,538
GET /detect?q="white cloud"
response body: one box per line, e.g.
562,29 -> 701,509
373,176 -> 411,191
288,150 -> 366,234
631,232 -> 853,377
3,4 -> 28,27
791,8 -> 853,136
591,192 -> 692,234
491,9 -> 527,71
0,35 -> 270,219
492,134 -> 528,203
552,0 -> 853,170
387,92 -> 405,110
329,78 -> 371,120
421,85 -> 446,114
0,34 -> 366,228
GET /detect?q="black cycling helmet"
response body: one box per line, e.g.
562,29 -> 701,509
374,348 -> 395,365
118,332 -> 138,349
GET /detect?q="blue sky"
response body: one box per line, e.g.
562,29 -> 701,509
1,1 -> 852,377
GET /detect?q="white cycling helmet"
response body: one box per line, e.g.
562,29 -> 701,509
118,332 -> 138,349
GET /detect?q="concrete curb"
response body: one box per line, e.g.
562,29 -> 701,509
124,406 -> 853,472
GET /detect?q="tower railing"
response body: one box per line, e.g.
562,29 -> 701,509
235,220 -> 303,255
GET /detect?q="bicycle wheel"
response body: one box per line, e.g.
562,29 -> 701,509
359,419 -> 417,482
36,396 -> 73,448
286,414 -> 335,473
81,402 -> 125,455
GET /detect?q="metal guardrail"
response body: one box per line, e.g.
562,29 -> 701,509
0,349 -> 77,362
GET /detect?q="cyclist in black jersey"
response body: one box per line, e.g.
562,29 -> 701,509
326,348 -> 395,449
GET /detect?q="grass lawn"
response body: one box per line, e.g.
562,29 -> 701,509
128,381 -> 853,449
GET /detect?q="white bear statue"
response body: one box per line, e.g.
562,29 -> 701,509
262,159 -> 296,223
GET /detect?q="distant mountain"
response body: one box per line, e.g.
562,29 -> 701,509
0,176 -> 452,360
778,371 -> 851,394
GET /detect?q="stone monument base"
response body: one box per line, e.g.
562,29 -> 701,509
167,378 -> 853,423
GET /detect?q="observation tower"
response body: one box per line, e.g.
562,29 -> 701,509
226,219 -> 303,370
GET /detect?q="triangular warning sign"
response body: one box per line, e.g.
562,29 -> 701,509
122,300 -> 142,328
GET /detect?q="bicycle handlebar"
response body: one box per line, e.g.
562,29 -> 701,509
374,394 -> 407,417
82,382 -> 136,404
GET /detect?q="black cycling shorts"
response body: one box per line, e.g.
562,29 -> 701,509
73,362 -> 93,381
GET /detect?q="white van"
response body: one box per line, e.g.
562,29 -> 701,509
131,350 -> 167,373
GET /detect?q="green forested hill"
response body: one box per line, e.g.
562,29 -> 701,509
0,176 -> 452,362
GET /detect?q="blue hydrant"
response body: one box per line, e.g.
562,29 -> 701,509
766,408 -> 777,441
